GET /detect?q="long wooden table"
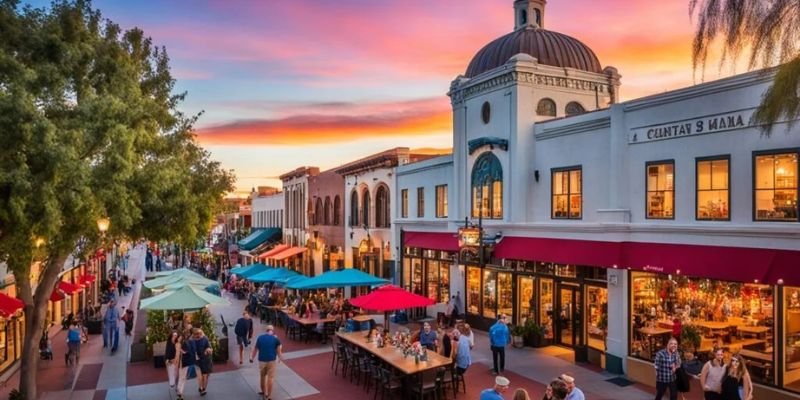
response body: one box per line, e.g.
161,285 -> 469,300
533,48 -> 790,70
337,331 -> 452,375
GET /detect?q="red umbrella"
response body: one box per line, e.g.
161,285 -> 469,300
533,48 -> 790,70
350,285 -> 435,329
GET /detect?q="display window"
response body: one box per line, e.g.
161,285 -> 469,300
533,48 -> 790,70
402,250 -> 451,303
439,263 -> 450,303
540,278 -> 554,340
467,267 -> 481,314
646,161 -> 675,219
586,286 -> 608,351
483,270 -> 497,319
551,167 -> 582,219
784,287 -> 800,392
696,156 -> 730,220
497,272 -> 513,319
754,151 -> 798,221
426,261 -> 439,302
518,276 -> 535,325
630,272 -> 775,385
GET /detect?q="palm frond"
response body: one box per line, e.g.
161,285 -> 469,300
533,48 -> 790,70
753,55 -> 800,131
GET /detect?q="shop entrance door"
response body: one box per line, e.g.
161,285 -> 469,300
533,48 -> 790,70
556,285 -> 582,348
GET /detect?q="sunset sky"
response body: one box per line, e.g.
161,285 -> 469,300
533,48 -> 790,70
32,0 -> 744,194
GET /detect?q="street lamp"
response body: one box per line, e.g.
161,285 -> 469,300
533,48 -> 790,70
96,217 -> 110,234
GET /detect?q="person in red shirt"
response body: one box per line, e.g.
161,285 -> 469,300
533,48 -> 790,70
672,315 -> 682,344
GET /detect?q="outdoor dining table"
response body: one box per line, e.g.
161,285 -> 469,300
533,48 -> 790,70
287,312 -> 337,343
336,331 -> 452,376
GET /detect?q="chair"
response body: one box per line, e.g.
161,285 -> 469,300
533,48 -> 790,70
409,369 -> 441,400
330,335 -> 339,370
439,364 -> 464,399
378,366 -> 403,400
334,342 -> 348,377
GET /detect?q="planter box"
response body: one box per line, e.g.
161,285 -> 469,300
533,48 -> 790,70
213,337 -> 229,364
86,320 -> 102,335
130,342 -> 147,363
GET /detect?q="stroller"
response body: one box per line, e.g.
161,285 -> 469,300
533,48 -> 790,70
39,329 -> 53,360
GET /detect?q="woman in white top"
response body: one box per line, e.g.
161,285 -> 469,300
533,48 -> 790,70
459,323 -> 475,349
700,348 -> 727,400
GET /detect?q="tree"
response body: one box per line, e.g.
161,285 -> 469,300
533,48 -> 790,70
0,1 -> 234,398
690,0 -> 800,132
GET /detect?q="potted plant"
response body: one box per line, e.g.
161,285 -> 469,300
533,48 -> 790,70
511,325 -> 525,348
524,319 -> 547,347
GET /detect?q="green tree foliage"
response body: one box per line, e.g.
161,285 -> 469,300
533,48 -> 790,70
0,1 -> 234,397
690,0 -> 800,132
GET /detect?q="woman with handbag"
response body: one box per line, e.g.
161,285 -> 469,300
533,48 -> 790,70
721,355 -> 753,400
176,334 -> 194,400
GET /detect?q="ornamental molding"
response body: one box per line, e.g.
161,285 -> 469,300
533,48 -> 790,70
449,71 -> 612,105
468,137 -> 509,154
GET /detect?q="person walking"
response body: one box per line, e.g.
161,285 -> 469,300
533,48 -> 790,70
176,334 -> 194,400
145,249 -> 153,272
720,355 -> 752,400
235,311 -> 254,365
65,321 -> 84,365
165,331 -> 179,389
250,324 -> 283,400
700,348 -> 727,400
122,309 -> 134,336
489,314 -> 511,375
103,300 -> 121,352
480,376 -> 511,400
559,374 -> 585,400
654,338 -> 682,400
192,328 -> 213,396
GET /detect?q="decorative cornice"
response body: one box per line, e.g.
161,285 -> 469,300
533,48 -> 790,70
449,70 -> 612,105
535,116 -> 611,140
468,137 -> 509,154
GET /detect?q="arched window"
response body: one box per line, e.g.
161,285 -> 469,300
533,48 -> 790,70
519,9 -> 527,25
375,185 -> 390,228
471,152 -> 503,219
324,197 -> 331,225
333,196 -> 341,225
349,189 -> 359,227
566,101 -> 586,116
535,9 -> 541,25
536,98 -> 556,117
362,188 -> 371,228
315,197 -> 323,225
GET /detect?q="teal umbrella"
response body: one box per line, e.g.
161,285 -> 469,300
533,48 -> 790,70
144,273 -> 218,290
140,285 -> 230,311
153,268 -> 208,279
276,274 -> 307,287
248,267 -> 299,283
287,268 -> 388,290
235,263 -> 270,279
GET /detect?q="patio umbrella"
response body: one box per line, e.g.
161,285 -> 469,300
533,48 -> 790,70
143,273 -> 218,290
234,263 -> 270,279
140,285 -> 230,311
153,268 -> 208,279
287,268 -> 388,290
248,267 -> 298,284
350,285 -> 435,329
274,273 -> 307,287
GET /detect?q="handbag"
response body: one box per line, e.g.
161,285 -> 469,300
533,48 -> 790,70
187,365 -> 197,379
675,366 -> 691,392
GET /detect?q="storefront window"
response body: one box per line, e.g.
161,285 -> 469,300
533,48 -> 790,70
439,263 -> 450,303
411,260 -> 423,296
630,272 -> 775,385
586,286 -> 608,351
696,157 -> 730,220
555,264 -> 576,278
646,161 -> 675,219
754,152 -> 798,221
518,277 -> 535,324
551,167 -> 582,219
467,267 -> 481,314
498,272 -> 513,319
483,270 -> 497,319
784,287 -> 800,392
536,262 -> 554,275
540,278 -> 554,340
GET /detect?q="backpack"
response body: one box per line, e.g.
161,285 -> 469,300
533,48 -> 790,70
68,328 -> 81,343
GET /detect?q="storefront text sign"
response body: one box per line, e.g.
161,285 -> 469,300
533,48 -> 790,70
629,109 -> 753,144
458,227 -> 481,248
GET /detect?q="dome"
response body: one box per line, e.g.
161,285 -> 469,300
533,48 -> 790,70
465,26 -> 603,78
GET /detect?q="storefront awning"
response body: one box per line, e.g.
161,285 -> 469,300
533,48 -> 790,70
271,246 -> 306,261
494,236 -> 800,286
79,274 -> 96,286
237,228 -> 281,251
50,289 -> 65,302
58,281 -> 82,295
403,231 -> 459,252
257,244 -> 289,260
494,236 -> 621,268
0,293 -> 24,318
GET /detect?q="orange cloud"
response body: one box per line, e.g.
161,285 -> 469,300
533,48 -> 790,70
195,98 -> 452,146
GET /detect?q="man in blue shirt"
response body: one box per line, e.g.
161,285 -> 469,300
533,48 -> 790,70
488,314 -> 510,375
453,330 -> 471,375
103,300 -> 120,352
560,374 -> 586,400
234,311 -> 254,365
418,322 -> 438,351
480,376 -> 510,400
250,324 -> 283,400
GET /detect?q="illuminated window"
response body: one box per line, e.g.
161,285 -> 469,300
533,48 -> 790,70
401,189 -> 408,218
754,151 -> 798,221
646,161 -> 674,219
435,185 -> 448,218
696,156 -> 730,220
551,166 -> 582,219
471,152 -> 503,219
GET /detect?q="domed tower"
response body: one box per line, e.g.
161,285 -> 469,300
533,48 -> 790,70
448,0 -> 621,224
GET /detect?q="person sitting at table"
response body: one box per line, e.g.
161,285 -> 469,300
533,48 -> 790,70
419,322 -> 438,351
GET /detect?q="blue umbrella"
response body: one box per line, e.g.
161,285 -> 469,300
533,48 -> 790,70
275,274 -> 308,287
234,263 -> 270,279
287,268 -> 388,290
247,267 -> 294,283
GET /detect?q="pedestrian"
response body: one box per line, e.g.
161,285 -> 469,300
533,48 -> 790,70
165,331 -> 179,389
65,321 -> 83,365
559,374 -> 585,400
250,324 -> 283,400
123,309 -> 134,336
449,295 -> 459,326
654,338 -> 682,400
455,291 -> 464,318
721,355 -> 752,400
542,384 -> 556,400
452,329 -> 471,376
418,321 -> 438,351
145,249 -> 153,272
460,323 -> 475,349
489,314 -> 511,375
700,348 -> 726,400
513,388 -> 531,400
192,328 -> 213,396
103,300 -> 120,352
235,311 -> 254,365
548,379 -> 569,400
176,334 -> 194,400
445,297 -> 455,326
480,376 -> 510,400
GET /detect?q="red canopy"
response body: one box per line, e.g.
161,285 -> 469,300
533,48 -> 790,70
350,285 -> 435,312
50,289 -> 64,302
403,231 -> 459,252
58,281 -> 82,295
0,293 -> 24,318
78,274 -> 96,286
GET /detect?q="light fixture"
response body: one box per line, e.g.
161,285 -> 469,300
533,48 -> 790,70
96,217 -> 110,233
33,237 -> 45,248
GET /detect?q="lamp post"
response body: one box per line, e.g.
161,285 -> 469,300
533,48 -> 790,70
97,217 -> 110,281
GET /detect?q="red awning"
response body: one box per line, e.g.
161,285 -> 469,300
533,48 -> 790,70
58,281 -> 82,295
493,236 -> 800,286
0,293 -> 24,318
258,244 -> 290,260
79,274 -> 96,286
271,246 -> 306,261
403,231 -> 459,252
50,289 -> 65,302
494,236 -> 621,268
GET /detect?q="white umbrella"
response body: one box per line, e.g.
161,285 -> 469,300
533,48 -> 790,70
140,285 -> 230,311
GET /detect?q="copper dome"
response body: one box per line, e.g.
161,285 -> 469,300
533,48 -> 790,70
465,26 -> 602,78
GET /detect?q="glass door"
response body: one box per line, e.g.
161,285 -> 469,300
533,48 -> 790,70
557,285 -> 582,348
517,276 -> 535,325
540,279 -> 554,341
